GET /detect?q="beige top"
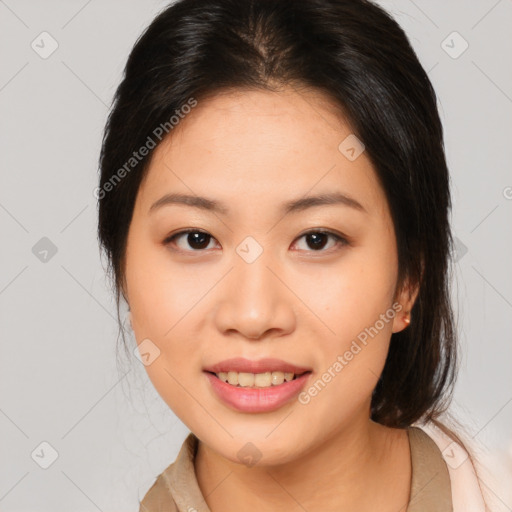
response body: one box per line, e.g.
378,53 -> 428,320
138,426 -> 452,512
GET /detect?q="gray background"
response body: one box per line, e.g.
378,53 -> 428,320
1,0 -> 511,510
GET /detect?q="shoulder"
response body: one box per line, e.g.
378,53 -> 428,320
138,432 -> 206,512
138,473 -> 179,512
407,425 -> 453,511
410,422 -> 487,512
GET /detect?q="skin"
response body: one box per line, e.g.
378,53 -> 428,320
124,86 -> 419,512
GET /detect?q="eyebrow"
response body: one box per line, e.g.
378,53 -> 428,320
149,191 -> 367,216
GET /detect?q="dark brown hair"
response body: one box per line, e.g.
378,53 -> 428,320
98,0 -> 458,429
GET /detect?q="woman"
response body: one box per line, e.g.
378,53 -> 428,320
97,0 -> 488,510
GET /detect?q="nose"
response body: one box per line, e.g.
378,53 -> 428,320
213,251 -> 296,341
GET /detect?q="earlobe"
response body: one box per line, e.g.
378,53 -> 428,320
392,275 -> 419,333
392,309 -> 411,333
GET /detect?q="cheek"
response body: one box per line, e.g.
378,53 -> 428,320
296,246 -> 397,344
293,247 -> 397,409
296,272 -> 395,431
141,352 -> 207,437
129,263 -> 207,423
126,234 -> 208,337
125,233 -> 209,409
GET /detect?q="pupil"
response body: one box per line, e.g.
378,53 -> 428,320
307,232 -> 327,250
189,232 -> 210,249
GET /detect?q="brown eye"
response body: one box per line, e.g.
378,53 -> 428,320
164,228 -> 349,254
294,230 -> 348,252
164,230 -> 217,251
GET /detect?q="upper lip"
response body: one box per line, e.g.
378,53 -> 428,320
203,357 -> 312,375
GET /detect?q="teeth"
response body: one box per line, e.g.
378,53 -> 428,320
238,372 -> 254,387
227,371 -> 239,386
216,371 -> 297,387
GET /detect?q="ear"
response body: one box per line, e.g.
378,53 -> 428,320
391,275 -> 420,333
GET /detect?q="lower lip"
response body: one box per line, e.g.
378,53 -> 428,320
204,371 -> 312,413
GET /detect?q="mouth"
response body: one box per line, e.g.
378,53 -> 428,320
203,368 -> 313,413
205,370 -> 312,388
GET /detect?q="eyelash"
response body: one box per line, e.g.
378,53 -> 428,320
163,229 -> 349,254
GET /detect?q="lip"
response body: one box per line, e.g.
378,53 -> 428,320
203,357 -> 312,375
204,370 -> 312,413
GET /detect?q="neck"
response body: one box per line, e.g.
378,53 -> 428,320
195,414 -> 411,512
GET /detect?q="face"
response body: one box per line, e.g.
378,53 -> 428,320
124,87 -> 413,465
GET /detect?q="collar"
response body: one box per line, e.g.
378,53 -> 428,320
139,426 -> 452,511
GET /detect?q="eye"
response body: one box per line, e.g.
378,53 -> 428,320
163,228 -> 349,253
164,229 -> 218,252
293,230 -> 349,252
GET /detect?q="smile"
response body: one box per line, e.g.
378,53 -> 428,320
213,370 -> 305,388
204,370 -> 313,413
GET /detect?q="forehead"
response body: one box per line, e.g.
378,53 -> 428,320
136,87 -> 387,218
